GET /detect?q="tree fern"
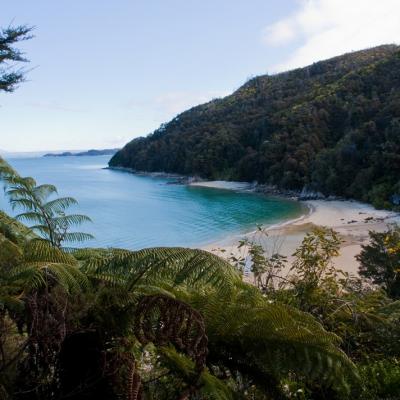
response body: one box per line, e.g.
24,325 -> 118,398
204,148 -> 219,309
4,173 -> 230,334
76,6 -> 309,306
0,156 -> 93,248
78,247 -> 241,293
185,284 -> 358,392
0,160 -> 363,398
1,238 -> 87,297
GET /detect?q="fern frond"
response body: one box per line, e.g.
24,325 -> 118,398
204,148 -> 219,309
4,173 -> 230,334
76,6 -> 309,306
6,185 -> 37,200
7,264 -> 46,291
8,198 -> 37,211
0,157 -> 18,177
187,286 -> 357,389
0,210 -> 36,242
24,239 -> 78,265
28,224 -> 51,237
9,262 -> 88,293
80,247 -> 240,293
33,184 -> 57,201
61,232 -> 94,243
52,214 -> 92,226
0,232 -> 23,265
43,197 -> 78,213
16,212 -> 47,224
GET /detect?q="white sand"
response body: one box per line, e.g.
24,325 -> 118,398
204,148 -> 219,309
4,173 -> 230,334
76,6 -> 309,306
202,196 -> 399,276
294,200 -> 399,273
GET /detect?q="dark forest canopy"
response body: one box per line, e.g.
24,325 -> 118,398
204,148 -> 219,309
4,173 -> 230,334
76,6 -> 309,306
110,45 -> 400,209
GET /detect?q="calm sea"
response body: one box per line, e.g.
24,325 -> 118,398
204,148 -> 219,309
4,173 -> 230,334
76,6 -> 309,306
0,155 -> 304,249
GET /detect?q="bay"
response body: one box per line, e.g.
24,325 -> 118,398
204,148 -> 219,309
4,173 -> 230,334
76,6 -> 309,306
0,155 -> 304,249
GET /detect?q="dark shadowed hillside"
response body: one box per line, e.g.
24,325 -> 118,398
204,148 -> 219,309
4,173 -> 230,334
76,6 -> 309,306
110,45 -> 400,209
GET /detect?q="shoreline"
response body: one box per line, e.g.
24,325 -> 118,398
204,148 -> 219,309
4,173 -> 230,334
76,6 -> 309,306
195,181 -> 399,276
106,171 -> 399,274
105,166 -> 188,180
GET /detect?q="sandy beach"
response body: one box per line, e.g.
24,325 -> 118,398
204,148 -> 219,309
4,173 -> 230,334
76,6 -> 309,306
192,181 -> 400,276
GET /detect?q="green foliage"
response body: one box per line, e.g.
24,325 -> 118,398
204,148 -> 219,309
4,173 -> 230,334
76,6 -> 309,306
110,45 -> 400,209
79,246 -> 239,288
357,225 -> 400,299
0,235 -> 87,299
268,228 -> 400,398
0,222 -> 89,399
187,283 -> 357,396
2,162 -> 399,399
0,25 -> 33,92
291,227 -> 342,292
0,210 -> 36,245
237,226 -> 288,291
0,156 -> 93,248
160,346 -> 233,400
73,242 -> 358,397
352,359 -> 400,399
0,214 -> 359,399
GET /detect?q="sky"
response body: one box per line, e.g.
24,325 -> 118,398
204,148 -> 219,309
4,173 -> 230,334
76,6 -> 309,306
1,0 -> 400,152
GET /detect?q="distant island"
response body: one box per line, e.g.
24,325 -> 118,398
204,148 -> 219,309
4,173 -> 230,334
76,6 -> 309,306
44,148 -> 119,157
110,45 -> 400,210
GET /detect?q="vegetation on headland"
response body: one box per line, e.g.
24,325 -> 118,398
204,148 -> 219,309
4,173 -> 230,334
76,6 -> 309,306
1,157 -> 400,399
43,149 -> 119,157
110,45 -> 400,209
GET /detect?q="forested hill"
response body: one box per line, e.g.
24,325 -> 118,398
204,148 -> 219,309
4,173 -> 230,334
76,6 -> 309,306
110,45 -> 400,209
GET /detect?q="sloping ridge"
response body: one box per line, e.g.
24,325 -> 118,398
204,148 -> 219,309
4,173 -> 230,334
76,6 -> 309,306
110,45 -> 400,208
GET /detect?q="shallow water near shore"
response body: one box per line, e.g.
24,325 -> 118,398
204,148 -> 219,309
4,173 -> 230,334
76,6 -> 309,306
0,155 -> 304,249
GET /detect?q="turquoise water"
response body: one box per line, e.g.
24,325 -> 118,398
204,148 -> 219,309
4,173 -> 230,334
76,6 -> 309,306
0,155 -> 304,249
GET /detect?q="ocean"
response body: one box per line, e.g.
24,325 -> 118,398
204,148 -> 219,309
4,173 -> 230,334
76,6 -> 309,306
0,155 -> 304,250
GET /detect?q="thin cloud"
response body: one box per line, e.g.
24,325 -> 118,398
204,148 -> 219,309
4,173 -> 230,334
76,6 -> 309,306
262,0 -> 400,72
262,20 -> 296,46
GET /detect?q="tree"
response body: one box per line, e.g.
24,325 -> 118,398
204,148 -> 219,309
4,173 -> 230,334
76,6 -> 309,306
0,158 -> 93,397
288,227 -> 346,317
235,226 -> 287,291
0,165 -> 357,399
291,227 -> 342,287
0,213 -> 88,398
186,284 -> 356,398
0,157 -> 93,249
357,226 -> 400,299
0,25 -> 33,93
0,20 -> 357,399
110,45 -> 400,210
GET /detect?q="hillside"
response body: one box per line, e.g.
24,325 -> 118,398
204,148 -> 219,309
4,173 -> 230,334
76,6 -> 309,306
110,45 -> 400,209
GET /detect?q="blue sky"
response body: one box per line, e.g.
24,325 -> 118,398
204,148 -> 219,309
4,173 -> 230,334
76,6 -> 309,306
2,0 -> 400,152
